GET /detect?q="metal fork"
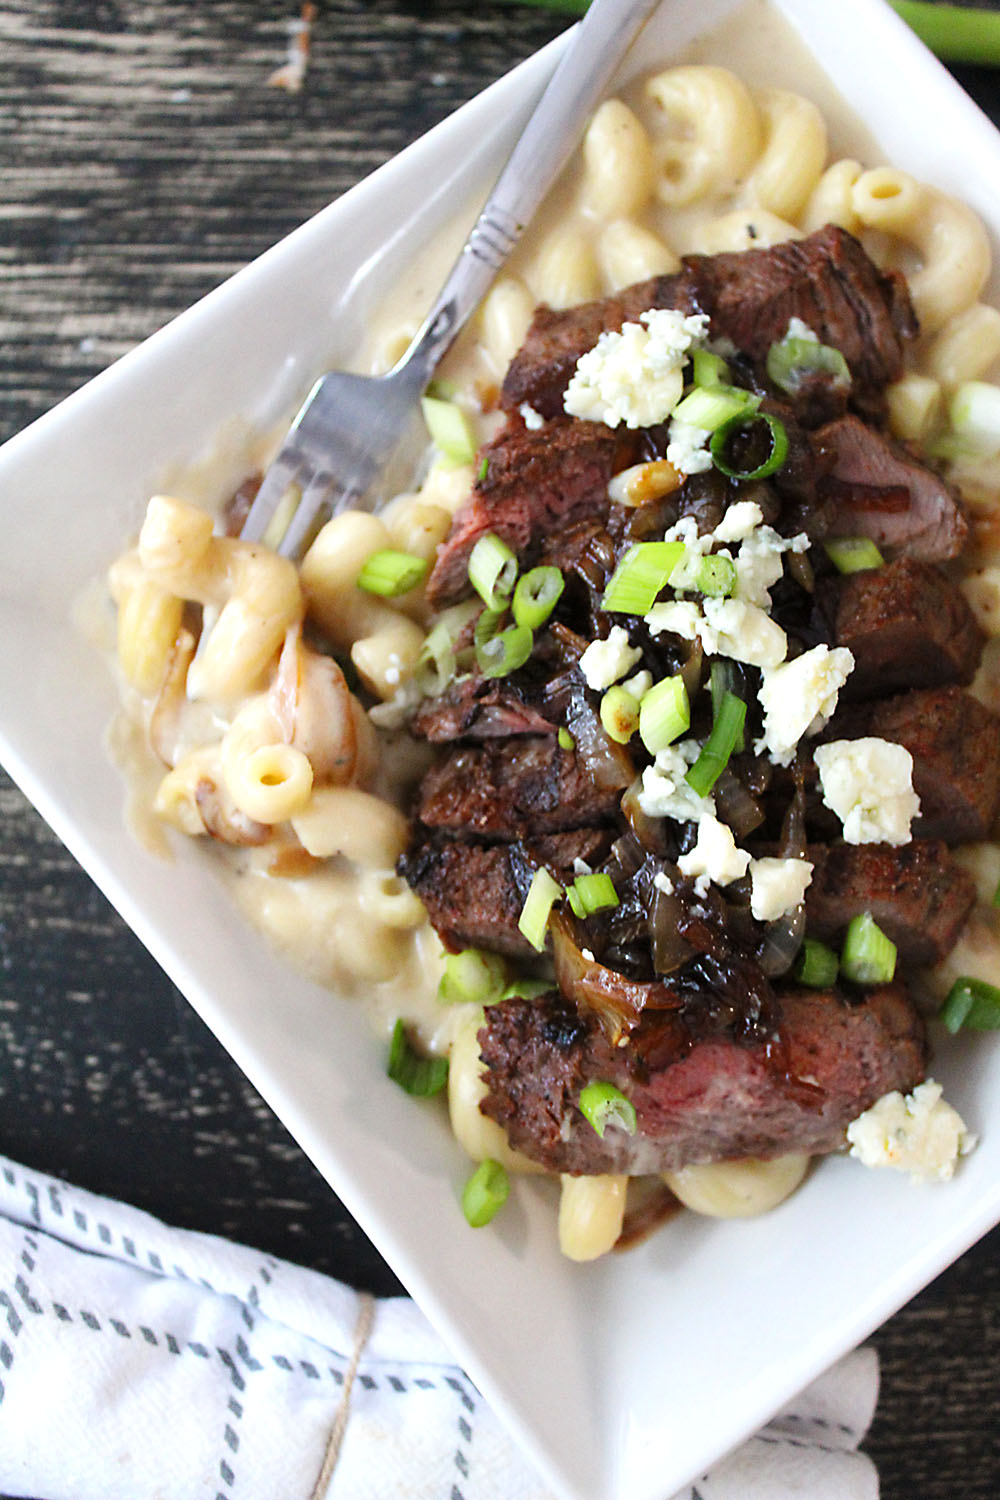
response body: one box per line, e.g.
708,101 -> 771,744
241,0 -> 663,556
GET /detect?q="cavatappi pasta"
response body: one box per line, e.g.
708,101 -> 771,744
108,31 -> 1000,1257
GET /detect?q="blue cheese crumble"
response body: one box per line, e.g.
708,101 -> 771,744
814,737 -> 920,845
749,856 -> 814,921
756,646 -> 855,767
564,309 -> 709,430
846,1080 -> 976,1182
578,625 -> 643,691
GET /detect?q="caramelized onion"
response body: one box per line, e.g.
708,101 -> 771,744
679,638 -> 704,703
565,689 -> 634,791
786,546 -> 815,594
714,767 -> 764,839
778,756 -> 808,859
648,877 -> 695,975
621,776 -> 670,854
757,901 -> 807,978
550,912 -> 681,1046
605,832 -> 645,884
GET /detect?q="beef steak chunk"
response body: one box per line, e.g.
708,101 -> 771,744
680,225 -> 915,415
824,557 -> 983,699
501,275 -> 680,419
808,415 -> 968,562
416,735 -> 622,839
410,673 -> 557,743
828,685 -> 1000,842
479,985 -> 926,1175
398,829 -> 614,957
806,841 -> 976,966
499,226 -> 914,424
426,419 -> 632,606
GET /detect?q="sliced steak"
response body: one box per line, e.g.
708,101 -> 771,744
805,841 -> 976,966
426,419 -> 632,607
398,828 -> 614,957
501,275 -> 680,419
680,225 -> 915,418
808,415 -> 968,562
823,557 -> 983,699
416,735 -> 622,839
499,226 -> 914,423
410,675 -> 556,743
479,984 -> 926,1175
828,685 -> 1000,842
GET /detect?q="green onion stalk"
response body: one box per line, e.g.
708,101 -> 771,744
494,0 -> 1000,66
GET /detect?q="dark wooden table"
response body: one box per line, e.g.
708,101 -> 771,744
1,2 -> 998,1495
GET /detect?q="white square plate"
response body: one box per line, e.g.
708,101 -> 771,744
2,3 -> 1000,1496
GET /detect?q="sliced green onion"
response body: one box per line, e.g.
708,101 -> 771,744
473,606 -> 503,649
557,727 -> 575,751
710,410 -> 789,481
462,1158 -> 510,1227
824,537 -> 884,574
475,621 -> 533,679
695,553 -> 736,598
416,598 -> 479,694
672,384 -> 759,432
468,532 -> 518,610
639,673 -> 690,755
993,877 -> 1000,909
793,937 -> 839,989
691,349 -> 730,388
425,377 -> 457,401
766,334 -> 851,396
601,541 -> 686,615
940,976 -> 1000,1033
685,690 -> 746,797
566,872 -> 619,920
500,976 -> 552,1001
478,457 -> 489,482
512,565 -> 564,629
438,948 -> 507,1006
421,394 -> 477,466
841,913 -> 897,986
517,866 -> 563,952
357,547 -> 429,597
948,380 -> 1000,456
600,685 -> 639,744
578,1080 -> 637,1139
417,620 -> 457,696
709,661 -> 745,753
387,1019 -> 448,1097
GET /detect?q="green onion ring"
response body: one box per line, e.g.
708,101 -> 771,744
512,565 -> 564,629
710,410 -> 789,480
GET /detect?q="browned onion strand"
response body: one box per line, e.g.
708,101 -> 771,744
678,637 -> 705,704
757,901 -> 807,978
786,546 -> 815,593
621,776 -> 671,853
777,756 -> 809,860
550,912 -> 683,1046
566,690 -> 635,789
714,767 -> 765,838
648,879 -> 695,975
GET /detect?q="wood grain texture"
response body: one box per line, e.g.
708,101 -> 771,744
1,3 -> 999,1496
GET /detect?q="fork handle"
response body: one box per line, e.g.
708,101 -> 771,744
393,0 -> 663,388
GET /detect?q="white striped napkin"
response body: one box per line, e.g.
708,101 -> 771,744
0,1154 -> 880,1499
